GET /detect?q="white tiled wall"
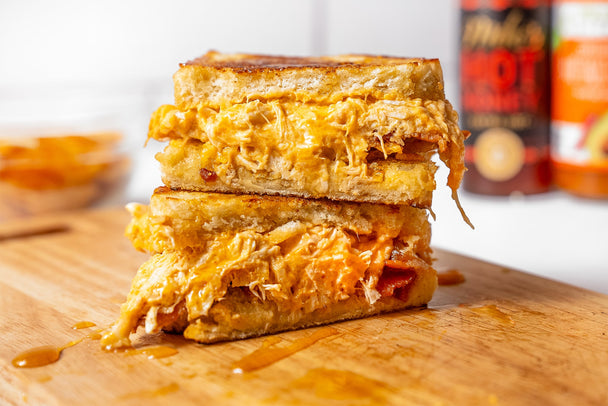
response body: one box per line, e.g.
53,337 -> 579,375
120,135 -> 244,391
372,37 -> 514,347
0,0 -> 314,87
0,0 -> 458,90
323,0 -> 460,99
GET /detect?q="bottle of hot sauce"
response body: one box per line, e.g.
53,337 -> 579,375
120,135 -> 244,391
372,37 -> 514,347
551,0 -> 608,199
460,0 -> 552,195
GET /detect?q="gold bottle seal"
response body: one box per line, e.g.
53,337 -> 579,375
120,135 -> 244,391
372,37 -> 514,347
474,127 -> 525,182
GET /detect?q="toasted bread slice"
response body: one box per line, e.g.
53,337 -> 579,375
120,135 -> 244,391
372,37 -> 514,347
180,284 -> 436,343
174,51 -> 446,109
126,187 -> 432,253
156,138 -> 437,207
101,189 -> 436,347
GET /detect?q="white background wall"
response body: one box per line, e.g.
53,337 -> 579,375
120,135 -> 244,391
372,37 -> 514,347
1,0 -> 607,294
0,0 -> 458,90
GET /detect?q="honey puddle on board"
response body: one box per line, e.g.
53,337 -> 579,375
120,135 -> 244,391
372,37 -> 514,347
232,327 -> 339,373
119,382 -> 180,400
469,304 -> 514,325
72,321 -> 96,330
125,345 -> 178,360
12,346 -> 62,369
288,368 -> 392,403
12,338 -> 179,368
12,322 -> 102,368
11,332 -> 98,369
437,269 -> 466,286
12,316 -> 181,369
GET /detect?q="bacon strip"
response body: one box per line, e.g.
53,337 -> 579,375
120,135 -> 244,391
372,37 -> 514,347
376,270 -> 417,302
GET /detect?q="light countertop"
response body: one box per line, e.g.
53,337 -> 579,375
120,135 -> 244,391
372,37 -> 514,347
431,165 -> 608,295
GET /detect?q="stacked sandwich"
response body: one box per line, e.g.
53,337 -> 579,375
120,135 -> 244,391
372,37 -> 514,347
102,51 -> 469,348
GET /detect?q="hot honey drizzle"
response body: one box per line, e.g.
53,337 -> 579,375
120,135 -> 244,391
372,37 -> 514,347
437,269 -> 466,286
12,346 -> 61,369
12,328 -> 104,368
232,327 -> 339,373
126,345 -> 178,360
119,382 -> 180,399
290,368 -> 391,401
72,321 -> 96,330
470,304 -> 514,325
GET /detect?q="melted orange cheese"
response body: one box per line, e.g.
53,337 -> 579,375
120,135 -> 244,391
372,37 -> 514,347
149,98 -> 466,200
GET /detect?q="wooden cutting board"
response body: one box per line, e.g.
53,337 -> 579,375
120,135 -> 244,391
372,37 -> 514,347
0,208 -> 607,406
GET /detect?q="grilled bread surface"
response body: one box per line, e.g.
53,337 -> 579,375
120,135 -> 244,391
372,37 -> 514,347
174,51 -> 447,109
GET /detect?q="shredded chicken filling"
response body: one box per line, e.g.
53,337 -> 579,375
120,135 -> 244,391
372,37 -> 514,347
149,98 -> 466,195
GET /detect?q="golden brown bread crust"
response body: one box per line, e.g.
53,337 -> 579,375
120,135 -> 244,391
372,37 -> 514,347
106,269 -> 436,346
185,51 -> 437,72
174,51 -> 446,109
181,274 -> 437,344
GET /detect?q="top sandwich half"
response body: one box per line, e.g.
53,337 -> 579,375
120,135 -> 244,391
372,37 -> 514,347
149,51 -> 468,209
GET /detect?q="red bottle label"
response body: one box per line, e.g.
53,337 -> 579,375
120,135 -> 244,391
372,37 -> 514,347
460,1 -> 551,194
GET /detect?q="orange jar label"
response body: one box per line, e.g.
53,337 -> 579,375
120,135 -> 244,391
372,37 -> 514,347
551,1 -> 608,169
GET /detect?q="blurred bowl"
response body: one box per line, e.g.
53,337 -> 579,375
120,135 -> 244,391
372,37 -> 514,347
0,84 -> 142,221
0,131 -> 131,221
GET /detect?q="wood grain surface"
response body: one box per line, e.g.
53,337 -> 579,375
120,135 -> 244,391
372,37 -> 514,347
0,208 -> 607,406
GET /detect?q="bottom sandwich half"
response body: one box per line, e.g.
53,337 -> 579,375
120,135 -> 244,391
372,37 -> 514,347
101,188 -> 437,348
